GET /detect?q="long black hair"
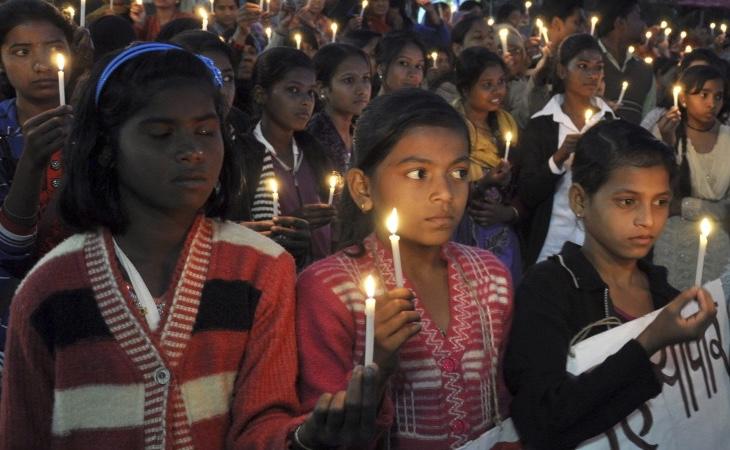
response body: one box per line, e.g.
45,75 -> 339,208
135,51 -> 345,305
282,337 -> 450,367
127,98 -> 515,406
553,33 -> 601,94
339,88 -> 469,253
59,46 -> 240,233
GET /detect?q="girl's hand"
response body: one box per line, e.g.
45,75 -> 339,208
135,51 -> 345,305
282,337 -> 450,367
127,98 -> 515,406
242,220 -> 274,235
292,203 -> 336,229
21,105 -> 73,169
553,133 -> 580,168
637,287 -> 716,355
346,15 -> 363,31
297,365 -> 380,448
236,3 -> 263,37
656,106 -> 681,147
271,216 -> 311,255
501,51 -> 517,75
374,287 -> 421,375
468,197 -> 516,227
476,159 -> 511,190
129,2 -> 146,24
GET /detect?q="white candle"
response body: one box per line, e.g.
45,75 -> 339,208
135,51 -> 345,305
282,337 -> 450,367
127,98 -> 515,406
722,23 -> 728,34
680,30 -> 687,40
627,45 -> 635,57
673,84 -> 682,109
644,56 -> 653,65
386,208 -> 404,288
269,178 -> 279,217
294,32 -> 302,50
265,26 -> 272,41
209,0 -> 214,11
135,0 -> 142,4
684,45 -> 693,54
616,81 -> 628,105
80,0 -> 86,26
55,53 -> 66,106
430,51 -> 438,69
487,16 -> 495,26
64,6 -> 75,22
660,20 -> 668,29
710,22 -> 717,35
499,28 -> 509,54
327,173 -> 338,205
504,130 -> 513,161
198,7 -> 208,29
524,1 -> 531,16
590,16 -> 598,36
664,27 -> 672,38
331,22 -> 338,43
360,0 -> 367,18
580,108 -> 593,133
645,30 -> 652,41
363,275 -> 376,366
694,218 -> 712,286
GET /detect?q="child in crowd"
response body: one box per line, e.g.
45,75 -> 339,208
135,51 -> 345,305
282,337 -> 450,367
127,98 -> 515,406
505,119 -> 716,449
309,43 -> 371,174
0,42 -> 380,450
209,0 -> 240,39
130,0 -> 195,41
297,89 -> 514,448
374,31 -> 426,96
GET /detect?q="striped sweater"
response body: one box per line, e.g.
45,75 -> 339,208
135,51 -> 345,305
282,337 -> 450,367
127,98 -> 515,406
0,216 -> 302,449
296,234 -> 514,449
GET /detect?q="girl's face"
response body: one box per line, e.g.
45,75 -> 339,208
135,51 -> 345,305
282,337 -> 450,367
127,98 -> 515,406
116,85 -> 224,217
262,67 -> 317,131
367,126 -> 470,247
202,50 -> 235,111
323,56 -> 371,116
683,79 -> 724,126
381,44 -> 424,93
573,165 -> 671,262
561,49 -> 603,99
363,37 -> 380,75
461,20 -> 496,53
465,65 -> 507,113
369,0 -> 389,16
214,0 -> 238,28
0,21 -> 70,105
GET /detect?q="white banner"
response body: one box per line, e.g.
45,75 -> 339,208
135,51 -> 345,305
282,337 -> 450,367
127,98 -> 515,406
567,279 -> 730,450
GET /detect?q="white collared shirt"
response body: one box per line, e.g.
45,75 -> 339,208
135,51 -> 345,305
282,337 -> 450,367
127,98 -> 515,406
532,95 -> 614,263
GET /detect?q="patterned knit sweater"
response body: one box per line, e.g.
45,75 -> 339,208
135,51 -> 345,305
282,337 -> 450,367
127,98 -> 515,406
0,216 -> 302,450
296,234 -> 514,449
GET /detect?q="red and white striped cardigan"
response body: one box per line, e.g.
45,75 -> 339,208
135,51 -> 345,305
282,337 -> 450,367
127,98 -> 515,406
0,216 -> 302,450
296,234 -> 514,449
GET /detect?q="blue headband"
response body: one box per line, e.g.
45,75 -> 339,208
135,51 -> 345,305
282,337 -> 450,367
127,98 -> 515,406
94,43 -> 224,106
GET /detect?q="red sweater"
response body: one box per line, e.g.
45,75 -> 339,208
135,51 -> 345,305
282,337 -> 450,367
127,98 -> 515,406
296,234 -> 514,449
0,216 -> 302,449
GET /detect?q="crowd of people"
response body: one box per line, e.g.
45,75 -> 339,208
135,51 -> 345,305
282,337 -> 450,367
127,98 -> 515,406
0,0 -> 728,448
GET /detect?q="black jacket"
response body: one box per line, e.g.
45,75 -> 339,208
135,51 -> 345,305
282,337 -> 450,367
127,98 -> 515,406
504,242 -> 678,450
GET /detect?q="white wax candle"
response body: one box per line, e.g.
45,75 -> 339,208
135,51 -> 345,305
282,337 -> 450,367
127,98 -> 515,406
294,33 -> 302,50
504,130 -> 513,161
269,178 -> 279,217
331,23 -> 338,43
673,85 -> 682,108
265,27 -> 272,40
540,26 -> 549,44
55,54 -> 66,106
364,275 -> 376,366
327,174 -> 338,206
524,1 -> 531,16
80,0 -> 86,26
590,16 -> 598,36
695,218 -> 712,286
499,28 -> 509,54
616,81 -> 628,105
721,23 -> 728,34
360,0 -> 368,18
710,23 -> 716,35
430,51 -> 438,69
660,20 -> 668,29
580,108 -> 593,134
386,208 -> 404,288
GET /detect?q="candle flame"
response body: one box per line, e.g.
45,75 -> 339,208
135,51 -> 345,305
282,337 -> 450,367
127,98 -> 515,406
294,32 -> 302,48
386,208 -> 399,235
684,45 -> 693,53
505,130 -> 513,144
584,109 -> 593,122
364,274 -> 376,298
627,45 -> 635,54
431,51 -> 438,61
535,18 -> 543,29
499,28 -> 509,39
197,7 -> 207,19
487,17 -> 495,26
710,22 -> 716,30
660,20 -> 668,29
644,56 -> 653,64
673,85 -> 682,96
525,1 -> 531,10
328,173 -> 338,189
265,26 -> 272,39
268,178 -> 278,194
361,0 -> 367,10
591,16 -> 598,25
331,22 -> 338,34
55,53 -> 65,71
664,27 -> 672,37
645,30 -> 652,39
722,24 -> 728,33
680,30 -> 687,40
700,218 -> 712,237
622,81 -> 629,89
64,6 -> 75,16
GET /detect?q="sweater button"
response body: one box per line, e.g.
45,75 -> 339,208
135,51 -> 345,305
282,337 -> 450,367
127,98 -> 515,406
51,178 -> 61,188
154,367 -> 170,385
440,357 -> 456,372
50,160 -> 61,170
451,419 -> 466,434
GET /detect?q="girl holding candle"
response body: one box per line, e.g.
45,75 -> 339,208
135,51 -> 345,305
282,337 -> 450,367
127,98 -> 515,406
0,0 -> 76,371
374,31 -> 427,96
650,64 -> 730,289
308,43 -> 371,174
246,47 -> 336,265
130,0 -> 195,41
297,89 -> 514,449
505,119 -> 717,449
517,34 -> 615,267
451,47 -> 523,282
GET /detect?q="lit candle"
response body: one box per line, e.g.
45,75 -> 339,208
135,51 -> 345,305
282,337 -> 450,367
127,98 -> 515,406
645,30 -> 652,41
431,51 -> 438,69
499,28 -> 509,54
198,7 -> 208,29
680,30 -> 687,40
265,26 -> 272,40
269,178 -> 279,217
80,0 -> 86,26
327,173 -> 338,206
722,23 -> 728,34
524,1 -> 531,16
55,53 -> 66,106
580,108 -> 593,133
209,0 -> 214,11
135,0 -> 142,4
294,32 -> 302,50
684,45 -> 693,54
664,27 -> 672,38
660,20 -> 668,29
331,22 -> 338,43
360,0 -> 368,18
627,45 -> 635,57
535,17 -> 543,31
590,16 -> 598,36
616,80 -> 628,105
386,208 -> 404,288
644,56 -> 653,65
487,16 -> 495,26
64,6 -> 75,21
109,0 -> 113,13
363,275 -> 376,366
504,130 -> 513,161
694,218 -> 712,286
710,22 -> 717,34
673,84 -> 682,109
